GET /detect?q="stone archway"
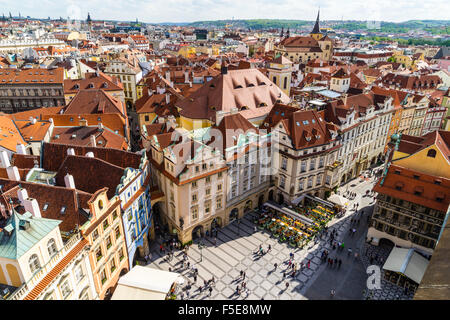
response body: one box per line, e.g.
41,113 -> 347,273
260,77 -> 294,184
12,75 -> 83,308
278,193 -> 284,205
229,208 -> 239,223
258,194 -> 265,208
211,217 -> 222,230
192,225 -> 204,240
244,200 -> 253,214
268,190 -> 274,201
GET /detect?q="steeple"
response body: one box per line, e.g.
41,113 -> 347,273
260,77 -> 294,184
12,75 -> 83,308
87,12 -> 92,23
280,27 -> 284,38
311,9 -> 321,34
286,27 -> 290,38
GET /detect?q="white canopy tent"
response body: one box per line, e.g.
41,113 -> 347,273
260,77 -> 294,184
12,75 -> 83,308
382,247 -> 430,284
263,202 -> 313,225
327,194 -> 350,207
111,266 -> 183,300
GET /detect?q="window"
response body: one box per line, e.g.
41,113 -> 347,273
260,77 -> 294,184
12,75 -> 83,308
60,279 -> 72,299
118,248 -> 124,261
216,197 -> 222,209
206,188 -> 211,196
96,247 -> 103,262
92,229 -> 99,241
29,254 -> 41,274
205,201 -> 211,214
217,184 -> 222,192
202,163 -> 207,171
192,194 -> 197,202
75,265 -> 84,283
191,181 -> 197,188
281,157 -> 287,170
145,115 -> 149,122
110,258 -> 117,274
191,206 -> 198,220
112,210 -> 118,221
79,289 -> 89,300
103,219 -> 109,231
206,176 -> 211,184
100,269 -> 107,285
427,149 -> 436,158
301,160 -> 307,173
298,179 -> 304,191
127,211 -> 132,221
218,172 -> 223,178
98,200 -> 104,210
280,176 -> 286,189
47,239 -> 58,257
106,235 -> 112,250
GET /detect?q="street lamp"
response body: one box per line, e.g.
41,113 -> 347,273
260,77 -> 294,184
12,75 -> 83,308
198,241 -> 205,262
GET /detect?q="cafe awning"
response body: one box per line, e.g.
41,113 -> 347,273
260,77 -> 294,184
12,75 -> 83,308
263,202 -> 313,225
382,247 -> 429,284
111,266 -> 182,300
327,194 -> 350,207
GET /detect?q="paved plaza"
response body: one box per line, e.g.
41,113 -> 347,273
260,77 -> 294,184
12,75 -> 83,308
146,167 -> 397,300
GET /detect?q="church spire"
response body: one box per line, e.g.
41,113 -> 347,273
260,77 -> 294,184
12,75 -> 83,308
280,27 -> 284,38
311,8 -> 321,34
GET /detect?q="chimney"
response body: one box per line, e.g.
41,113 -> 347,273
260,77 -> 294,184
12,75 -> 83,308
79,119 -> 88,126
17,188 -> 29,204
16,143 -> 27,155
189,81 -> 192,88
24,198 -> 41,218
343,94 -> 348,106
165,71 -> 170,82
85,152 -> 94,158
6,166 -> 20,181
90,135 -> 96,147
0,151 -> 10,168
320,60 -> 323,67
184,71 -> 189,83
64,173 -> 76,189
215,111 -> 226,126
165,93 -> 170,104
67,148 -> 75,156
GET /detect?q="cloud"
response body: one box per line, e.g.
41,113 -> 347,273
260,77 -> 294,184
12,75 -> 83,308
0,0 -> 449,23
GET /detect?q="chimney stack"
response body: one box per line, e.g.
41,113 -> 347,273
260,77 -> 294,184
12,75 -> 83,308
165,93 -> 170,105
0,151 -> 10,168
184,71 -> 189,83
64,173 -> 76,189
17,188 -> 29,205
6,166 -> 20,181
16,143 -> 27,155
88,133 -> 96,146
24,198 -> 41,218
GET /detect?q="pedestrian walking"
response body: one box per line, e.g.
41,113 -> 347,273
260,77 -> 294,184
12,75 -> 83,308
348,248 -> 352,256
193,274 -> 197,283
169,267 -> 172,272
243,271 -> 246,280
285,282 -> 289,290
338,259 -> 342,269
330,259 -> 333,268
274,262 -> 278,270
307,260 -> 310,269
330,289 -> 335,298
236,285 -> 241,295
268,244 -> 271,252
209,286 -> 213,296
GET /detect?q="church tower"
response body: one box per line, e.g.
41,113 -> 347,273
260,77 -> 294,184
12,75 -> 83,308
310,9 -> 323,41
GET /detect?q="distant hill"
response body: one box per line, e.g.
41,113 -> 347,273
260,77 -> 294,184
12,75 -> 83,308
188,19 -> 450,35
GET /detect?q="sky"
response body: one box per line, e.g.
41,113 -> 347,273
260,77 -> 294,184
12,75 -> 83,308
0,0 -> 449,23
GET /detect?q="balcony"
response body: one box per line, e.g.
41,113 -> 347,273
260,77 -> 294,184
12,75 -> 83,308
326,161 -> 343,171
8,233 -> 83,300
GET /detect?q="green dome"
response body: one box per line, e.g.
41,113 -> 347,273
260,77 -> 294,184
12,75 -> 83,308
390,133 -> 400,142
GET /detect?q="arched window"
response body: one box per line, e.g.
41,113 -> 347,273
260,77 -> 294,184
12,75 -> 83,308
427,149 -> 436,158
29,254 -> 41,274
98,200 -> 104,210
47,239 -> 58,257
283,77 -> 288,89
